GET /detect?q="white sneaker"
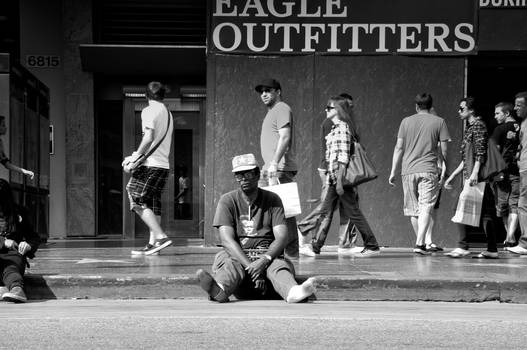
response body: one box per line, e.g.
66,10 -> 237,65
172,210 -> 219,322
506,245 -> 527,255
444,248 -> 470,258
337,246 -> 363,255
299,245 -> 316,257
353,248 -> 381,258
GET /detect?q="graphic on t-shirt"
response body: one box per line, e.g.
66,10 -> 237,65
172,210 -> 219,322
240,214 -> 256,246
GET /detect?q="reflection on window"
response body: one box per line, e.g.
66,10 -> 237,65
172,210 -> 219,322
174,129 -> 193,220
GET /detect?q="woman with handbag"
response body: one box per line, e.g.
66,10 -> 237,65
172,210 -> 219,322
444,97 -> 498,259
310,95 -> 381,257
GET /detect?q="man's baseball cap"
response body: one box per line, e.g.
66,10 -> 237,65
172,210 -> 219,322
255,78 -> 281,93
232,153 -> 259,173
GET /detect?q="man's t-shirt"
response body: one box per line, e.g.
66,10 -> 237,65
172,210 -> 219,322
260,101 -> 297,172
213,188 -> 286,250
141,100 -> 174,169
491,120 -> 520,175
397,113 -> 451,175
517,119 -> 527,173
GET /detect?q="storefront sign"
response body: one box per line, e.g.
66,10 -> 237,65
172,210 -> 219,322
480,0 -> 527,8
209,0 -> 478,55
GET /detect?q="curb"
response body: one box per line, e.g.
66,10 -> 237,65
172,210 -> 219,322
24,274 -> 527,303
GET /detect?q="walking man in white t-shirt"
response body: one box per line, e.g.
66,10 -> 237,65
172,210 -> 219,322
123,81 -> 174,255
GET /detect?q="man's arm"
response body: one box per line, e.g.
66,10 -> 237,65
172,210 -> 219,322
389,138 -> 404,186
218,225 -> 252,268
245,223 -> 288,282
122,128 -> 154,166
4,161 -> 34,179
439,140 -> 449,182
268,126 -> 291,178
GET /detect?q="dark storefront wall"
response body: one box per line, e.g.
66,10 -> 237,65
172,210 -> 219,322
205,54 -> 464,247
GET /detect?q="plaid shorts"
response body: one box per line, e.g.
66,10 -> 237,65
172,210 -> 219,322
126,166 -> 169,216
402,172 -> 439,216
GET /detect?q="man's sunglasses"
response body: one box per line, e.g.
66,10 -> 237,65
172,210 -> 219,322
234,170 -> 257,181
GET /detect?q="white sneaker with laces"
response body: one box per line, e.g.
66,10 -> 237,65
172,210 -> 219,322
506,245 -> 527,255
444,248 -> 470,258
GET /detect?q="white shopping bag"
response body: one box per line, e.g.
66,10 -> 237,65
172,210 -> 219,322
451,180 -> 486,227
263,182 -> 302,218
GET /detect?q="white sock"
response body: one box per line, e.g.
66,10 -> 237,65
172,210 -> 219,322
286,277 -> 316,303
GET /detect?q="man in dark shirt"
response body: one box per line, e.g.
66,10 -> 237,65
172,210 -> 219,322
491,102 -> 520,246
196,153 -> 316,303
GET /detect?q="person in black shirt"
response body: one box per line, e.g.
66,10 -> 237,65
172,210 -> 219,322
491,102 -> 520,247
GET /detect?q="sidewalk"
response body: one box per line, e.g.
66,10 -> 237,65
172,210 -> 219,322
23,240 -> 527,303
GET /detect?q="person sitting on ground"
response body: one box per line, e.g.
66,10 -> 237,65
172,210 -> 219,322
0,179 -> 40,303
196,153 -> 316,303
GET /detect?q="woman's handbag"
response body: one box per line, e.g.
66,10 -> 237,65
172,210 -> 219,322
123,105 -> 171,174
465,139 -> 507,182
342,141 -> 378,187
451,180 -> 486,227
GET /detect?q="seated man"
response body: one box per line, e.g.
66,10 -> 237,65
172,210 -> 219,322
0,179 -> 40,303
197,153 -> 316,303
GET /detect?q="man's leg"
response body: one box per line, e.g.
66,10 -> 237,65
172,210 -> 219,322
0,253 -> 27,303
506,174 -> 520,244
265,258 -> 316,303
133,207 -> 166,241
197,250 -> 246,302
276,171 -> 299,258
510,171 -> 527,252
415,173 -> 439,247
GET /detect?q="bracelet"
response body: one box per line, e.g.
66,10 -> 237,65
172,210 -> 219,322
263,254 -> 273,262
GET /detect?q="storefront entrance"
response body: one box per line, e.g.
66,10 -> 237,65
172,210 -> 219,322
466,52 -> 527,244
122,94 -> 205,240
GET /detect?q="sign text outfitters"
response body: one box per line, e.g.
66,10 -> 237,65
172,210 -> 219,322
210,0 -> 478,55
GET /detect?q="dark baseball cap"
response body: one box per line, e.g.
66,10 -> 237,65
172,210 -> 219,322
255,78 -> 281,93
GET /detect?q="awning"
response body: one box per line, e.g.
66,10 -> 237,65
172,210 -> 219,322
79,44 -> 206,77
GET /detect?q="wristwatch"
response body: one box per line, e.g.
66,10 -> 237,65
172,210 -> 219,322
263,254 -> 273,262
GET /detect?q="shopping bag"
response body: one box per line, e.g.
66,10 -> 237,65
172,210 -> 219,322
451,180 -> 486,227
343,141 -> 378,187
263,182 -> 302,218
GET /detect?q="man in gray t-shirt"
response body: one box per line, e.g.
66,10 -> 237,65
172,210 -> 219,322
389,93 -> 450,254
255,78 -> 298,258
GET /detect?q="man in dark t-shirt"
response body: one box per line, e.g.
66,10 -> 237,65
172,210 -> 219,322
196,154 -> 316,303
491,102 -> 520,246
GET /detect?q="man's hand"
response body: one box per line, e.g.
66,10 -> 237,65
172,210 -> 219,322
267,161 -> 278,180
18,241 -> 32,255
388,173 -> 397,187
22,169 -> 35,180
254,278 -> 267,294
4,239 -> 18,250
336,183 -> 344,196
245,257 -> 270,282
468,172 -> 478,187
444,177 -> 454,190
